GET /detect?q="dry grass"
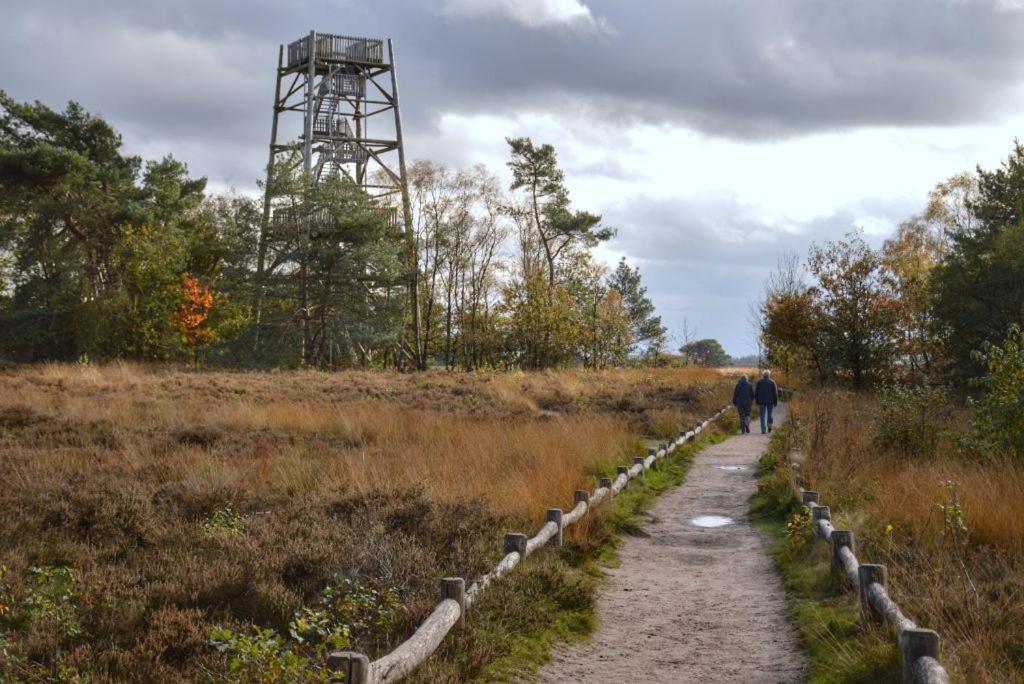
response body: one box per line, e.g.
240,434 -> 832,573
791,390 -> 1024,682
0,363 -> 728,681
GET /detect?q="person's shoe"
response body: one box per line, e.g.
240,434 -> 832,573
768,425 -> 773,433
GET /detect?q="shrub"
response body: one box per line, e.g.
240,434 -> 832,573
12,566 -> 80,640
210,576 -> 400,683
970,325 -> 1024,457
785,509 -> 812,549
873,383 -> 948,456
201,503 -> 248,539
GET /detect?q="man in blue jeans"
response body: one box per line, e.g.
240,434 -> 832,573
754,369 -> 779,434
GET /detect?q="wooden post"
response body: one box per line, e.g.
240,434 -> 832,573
857,564 -> 887,622
634,456 -> 645,467
810,505 -> 831,539
801,490 -> 819,505
440,577 -> 466,628
326,651 -> 369,684
811,505 -> 831,524
599,477 -> 612,490
504,532 -> 527,557
830,530 -> 854,574
647,446 -> 657,458
574,490 -> 590,506
900,628 -> 940,684
547,508 -> 564,547
679,430 -> 687,442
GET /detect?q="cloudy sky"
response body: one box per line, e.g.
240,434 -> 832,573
3,0 -> 1024,355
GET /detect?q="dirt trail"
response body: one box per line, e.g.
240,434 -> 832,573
537,406 -> 805,683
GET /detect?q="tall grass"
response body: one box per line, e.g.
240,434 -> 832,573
0,363 -> 730,681
791,390 -> 1024,682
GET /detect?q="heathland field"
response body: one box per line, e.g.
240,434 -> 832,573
0,364 -> 730,681
755,390 -> 1024,683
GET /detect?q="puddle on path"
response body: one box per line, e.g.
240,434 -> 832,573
690,515 -> 734,528
717,465 -> 746,471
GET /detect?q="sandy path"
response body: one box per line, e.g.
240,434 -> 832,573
537,406 -> 805,683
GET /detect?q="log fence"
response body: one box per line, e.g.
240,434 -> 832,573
327,405 -> 732,683
800,489 -> 951,684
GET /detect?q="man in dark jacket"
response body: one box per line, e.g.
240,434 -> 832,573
732,375 -> 755,434
754,370 -> 779,434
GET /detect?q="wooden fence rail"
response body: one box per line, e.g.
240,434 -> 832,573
800,490 -> 951,684
327,405 -> 731,683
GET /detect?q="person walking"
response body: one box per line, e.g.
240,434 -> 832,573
754,369 -> 779,434
732,375 -> 755,434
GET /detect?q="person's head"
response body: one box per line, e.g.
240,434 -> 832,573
762,369 -> 771,379
740,374 -> 749,383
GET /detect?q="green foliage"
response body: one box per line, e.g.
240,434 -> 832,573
608,257 -> 666,359
880,217 -> 946,377
256,159 -> 406,369
201,502 -> 248,539
939,480 -> 969,541
210,626 -> 321,683
785,509 -> 812,549
500,270 -> 579,368
680,338 -> 731,367
0,92 -> 254,363
969,324 -> 1024,457
752,426 -> 901,682
749,420 -> 806,523
807,232 -> 900,388
563,257 -> 633,368
94,224 -> 189,359
496,137 -> 620,369
0,564 -> 81,674
0,564 -> 11,619
937,480 -> 981,605
22,566 -> 80,639
930,142 -> 1024,378
872,383 -> 948,456
0,91 -> 653,371
210,575 -> 400,683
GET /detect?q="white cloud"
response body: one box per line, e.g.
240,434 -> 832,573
440,0 -> 602,30
408,105 -> 1024,354
5,0 -> 1022,353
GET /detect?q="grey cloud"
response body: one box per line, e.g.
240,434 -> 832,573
3,1 -> 1023,167
603,193 -> 916,354
389,0 -> 1024,138
0,0 -> 1003,350
565,157 -> 638,181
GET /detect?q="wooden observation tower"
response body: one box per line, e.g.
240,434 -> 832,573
262,31 -> 412,205
254,32 -> 421,362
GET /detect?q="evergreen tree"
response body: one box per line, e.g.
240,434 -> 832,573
608,258 -> 666,359
932,141 -> 1024,378
680,338 -> 731,367
0,92 -> 223,361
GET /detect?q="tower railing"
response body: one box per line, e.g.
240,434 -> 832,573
287,33 -> 385,68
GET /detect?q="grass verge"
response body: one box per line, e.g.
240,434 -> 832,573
409,416 -> 734,682
750,421 -> 901,683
